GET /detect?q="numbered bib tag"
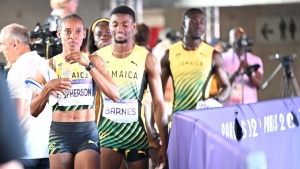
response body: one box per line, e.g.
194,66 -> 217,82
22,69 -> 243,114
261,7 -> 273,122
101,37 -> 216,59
58,79 -> 94,106
230,82 -> 242,104
196,98 -> 223,109
102,99 -> 138,123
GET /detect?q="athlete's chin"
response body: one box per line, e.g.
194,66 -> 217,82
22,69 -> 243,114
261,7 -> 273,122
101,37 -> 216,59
68,44 -> 80,49
191,36 -> 202,40
100,41 -> 110,47
114,39 -> 127,44
67,46 -> 79,52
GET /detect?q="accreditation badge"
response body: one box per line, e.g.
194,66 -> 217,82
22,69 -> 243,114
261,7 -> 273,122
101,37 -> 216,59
102,99 -> 138,123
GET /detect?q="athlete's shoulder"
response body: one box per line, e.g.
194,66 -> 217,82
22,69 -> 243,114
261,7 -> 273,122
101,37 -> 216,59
169,41 -> 183,50
51,53 -> 62,62
96,45 -> 112,55
81,52 -> 89,57
201,41 -> 214,49
132,45 -> 149,61
134,45 -> 149,53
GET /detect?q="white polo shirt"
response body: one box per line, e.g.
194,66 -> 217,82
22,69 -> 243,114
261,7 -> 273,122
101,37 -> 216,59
7,51 -> 51,159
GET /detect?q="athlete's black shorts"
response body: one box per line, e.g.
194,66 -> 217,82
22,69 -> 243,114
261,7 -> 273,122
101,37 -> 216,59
48,121 -> 100,155
112,148 -> 149,162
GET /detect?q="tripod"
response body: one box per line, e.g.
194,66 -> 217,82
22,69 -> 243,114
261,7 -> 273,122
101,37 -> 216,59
261,54 -> 300,98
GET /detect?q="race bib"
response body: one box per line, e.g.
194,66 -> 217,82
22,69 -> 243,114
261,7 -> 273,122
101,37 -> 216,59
58,79 -> 94,106
230,82 -> 242,104
196,98 -> 223,109
102,99 -> 138,123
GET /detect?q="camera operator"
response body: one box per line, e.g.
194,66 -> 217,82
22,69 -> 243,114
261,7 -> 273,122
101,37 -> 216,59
222,27 -> 263,105
30,0 -> 83,59
29,0 -> 80,59
44,0 -> 79,31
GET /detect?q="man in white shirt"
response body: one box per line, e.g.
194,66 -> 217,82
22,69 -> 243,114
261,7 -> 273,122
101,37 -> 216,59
0,23 -> 51,169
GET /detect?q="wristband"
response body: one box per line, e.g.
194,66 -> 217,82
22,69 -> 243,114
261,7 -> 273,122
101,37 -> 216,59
85,62 -> 95,71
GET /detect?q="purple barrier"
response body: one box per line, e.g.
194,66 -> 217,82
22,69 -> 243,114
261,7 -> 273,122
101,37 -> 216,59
168,97 -> 300,169
168,113 -> 197,169
189,120 -> 249,169
168,113 -> 250,169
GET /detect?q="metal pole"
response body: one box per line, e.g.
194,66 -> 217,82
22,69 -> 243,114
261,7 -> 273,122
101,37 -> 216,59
136,0 -> 143,23
205,7 -> 211,43
127,0 -> 134,10
213,7 -> 220,39
110,0 -> 117,10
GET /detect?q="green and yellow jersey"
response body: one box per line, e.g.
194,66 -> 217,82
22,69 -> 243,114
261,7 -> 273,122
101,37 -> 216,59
169,41 -> 214,114
96,45 -> 149,150
52,53 -> 96,112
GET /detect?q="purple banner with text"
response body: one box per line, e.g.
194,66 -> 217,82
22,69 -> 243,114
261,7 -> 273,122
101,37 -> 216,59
168,97 -> 300,169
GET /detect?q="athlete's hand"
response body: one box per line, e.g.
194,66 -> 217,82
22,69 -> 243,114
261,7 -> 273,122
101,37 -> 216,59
65,51 -> 89,68
150,141 -> 161,150
240,59 -> 249,69
157,146 -> 168,169
45,78 -> 72,96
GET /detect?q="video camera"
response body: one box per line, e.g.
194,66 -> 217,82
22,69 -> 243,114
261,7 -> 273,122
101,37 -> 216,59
29,23 -> 62,59
269,53 -> 297,61
235,37 -> 254,47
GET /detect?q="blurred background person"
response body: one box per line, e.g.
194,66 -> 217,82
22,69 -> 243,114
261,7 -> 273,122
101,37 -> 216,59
209,37 -> 224,53
152,28 -> 181,126
152,28 -> 181,61
0,62 -> 10,79
134,23 -> 152,51
222,27 -> 263,105
88,18 -> 112,126
80,28 -> 89,53
0,75 -> 25,169
44,0 -> 79,31
0,23 -> 51,169
209,37 -> 224,97
88,18 -> 112,54
133,22 -> 161,169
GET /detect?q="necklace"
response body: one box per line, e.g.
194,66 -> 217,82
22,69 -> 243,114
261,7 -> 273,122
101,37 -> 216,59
182,41 -> 199,51
182,42 -> 199,51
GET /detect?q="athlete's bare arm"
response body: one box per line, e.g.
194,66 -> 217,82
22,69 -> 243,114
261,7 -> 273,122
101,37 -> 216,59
65,52 -> 119,102
30,58 -> 72,117
88,54 -> 119,102
212,50 -> 231,101
145,52 -> 169,167
160,50 -> 171,95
